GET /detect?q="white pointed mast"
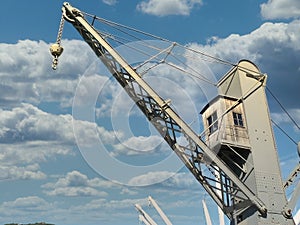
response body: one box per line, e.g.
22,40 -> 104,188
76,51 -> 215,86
135,203 -> 158,225
148,196 -> 173,225
202,200 -> 213,225
294,209 -> 300,225
139,214 -> 153,225
135,196 -> 172,225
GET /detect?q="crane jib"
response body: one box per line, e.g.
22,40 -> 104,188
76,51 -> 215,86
59,1 -> 267,218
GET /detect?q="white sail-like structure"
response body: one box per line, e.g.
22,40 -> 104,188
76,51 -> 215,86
294,209 -> 300,225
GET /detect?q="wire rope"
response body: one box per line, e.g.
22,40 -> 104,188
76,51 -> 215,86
96,27 -> 217,85
82,12 -> 275,88
83,11 -> 300,144
92,15 -> 300,142
84,9 -> 300,145
82,11 -> 270,80
267,87 -> 300,130
271,119 -> 298,145
82,13 -> 236,66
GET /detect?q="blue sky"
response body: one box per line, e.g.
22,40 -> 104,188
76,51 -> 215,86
0,0 -> 300,225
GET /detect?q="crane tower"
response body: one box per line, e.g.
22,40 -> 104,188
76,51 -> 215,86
200,60 -> 292,224
50,3 -> 298,225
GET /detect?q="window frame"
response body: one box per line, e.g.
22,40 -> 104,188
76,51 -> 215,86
232,112 -> 244,127
207,111 -> 218,135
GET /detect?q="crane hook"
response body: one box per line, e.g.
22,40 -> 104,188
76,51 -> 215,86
50,9 -> 65,70
50,43 -> 64,70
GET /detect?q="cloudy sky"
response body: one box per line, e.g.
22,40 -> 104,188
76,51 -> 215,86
0,0 -> 300,225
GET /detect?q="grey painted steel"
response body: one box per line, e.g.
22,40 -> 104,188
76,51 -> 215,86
203,60 -> 295,225
60,2 -> 296,225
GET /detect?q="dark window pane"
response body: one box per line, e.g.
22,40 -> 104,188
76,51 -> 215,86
233,112 -> 244,127
208,111 -> 218,134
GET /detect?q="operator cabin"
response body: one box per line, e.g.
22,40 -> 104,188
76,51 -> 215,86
200,60 -> 255,177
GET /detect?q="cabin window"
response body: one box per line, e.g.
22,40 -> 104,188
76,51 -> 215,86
233,112 -> 244,127
207,111 -> 218,134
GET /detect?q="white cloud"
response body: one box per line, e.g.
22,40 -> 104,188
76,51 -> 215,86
0,103 -> 121,181
128,171 -> 175,186
191,20 -> 300,64
120,187 -> 138,195
2,196 -> 50,210
102,0 -> 117,6
112,135 -> 167,156
0,141 -> 72,166
42,170 -> 109,197
137,0 -> 203,16
0,195 -> 148,225
188,20 -> 300,110
46,186 -> 107,197
73,74 -> 110,108
0,39 -> 98,107
0,40 -> 51,79
0,103 -> 74,143
260,0 -> 300,19
0,103 -> 119,147
77,197 -> 147,211
0,164 -> 46,180
0,140 -> 71,181
161,172 -> 198,189
0,196 -> 62,224
127,171 -> 197,187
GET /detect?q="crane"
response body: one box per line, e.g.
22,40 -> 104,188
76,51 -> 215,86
202,200 -> 213,225
148,196 -> 172,225
50,2 -> 299,225
135,203 -> 158,225
135,196 -> 172,225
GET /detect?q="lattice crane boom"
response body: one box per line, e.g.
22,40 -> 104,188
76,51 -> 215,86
54,1 -> 267,219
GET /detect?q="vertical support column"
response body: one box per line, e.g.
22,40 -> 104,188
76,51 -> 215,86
218,60 -> 294,225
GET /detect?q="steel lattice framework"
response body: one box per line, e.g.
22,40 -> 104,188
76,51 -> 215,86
58,3 -> 268,220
